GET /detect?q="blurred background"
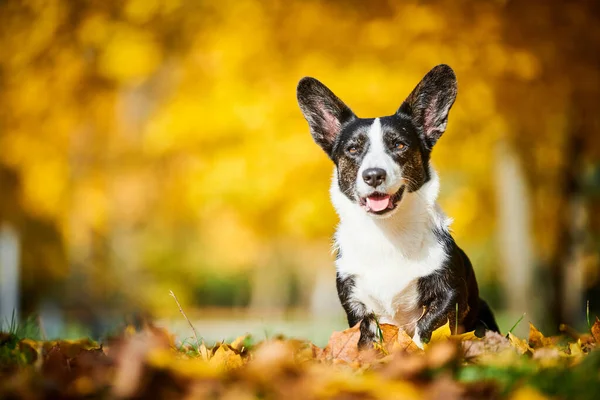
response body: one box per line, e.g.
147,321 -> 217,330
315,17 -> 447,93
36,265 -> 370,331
0,0 -> 599,345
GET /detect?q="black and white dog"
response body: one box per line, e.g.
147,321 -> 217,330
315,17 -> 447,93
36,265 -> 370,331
297,65 -> 499,349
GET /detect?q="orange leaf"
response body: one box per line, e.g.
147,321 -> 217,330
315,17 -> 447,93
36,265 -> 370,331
321,324 -> 362,363
528,323 -> 557,349
591,318 -> 600,343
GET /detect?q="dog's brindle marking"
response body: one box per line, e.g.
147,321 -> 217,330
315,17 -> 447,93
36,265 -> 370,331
297,65 -> 499,348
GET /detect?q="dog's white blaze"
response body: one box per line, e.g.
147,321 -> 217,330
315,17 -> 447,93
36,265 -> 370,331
356,118 -> 403,197
331,166 -> 451,339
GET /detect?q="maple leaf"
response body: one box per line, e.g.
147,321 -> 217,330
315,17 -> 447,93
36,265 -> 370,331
528,323 -> 558,349
320,323 -> 364,363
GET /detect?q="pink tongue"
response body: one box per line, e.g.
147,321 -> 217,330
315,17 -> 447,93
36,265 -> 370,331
366,195 -> 391,212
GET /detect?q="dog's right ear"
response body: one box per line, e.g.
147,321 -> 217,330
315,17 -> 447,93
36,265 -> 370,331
297,77 -> 355,157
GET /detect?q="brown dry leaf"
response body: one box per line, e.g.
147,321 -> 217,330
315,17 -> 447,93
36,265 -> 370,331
528,323 -> 557,348
393,334 -> 423,354
321,323 -> 420,364
42,338 -> 99,359
378,324 -> 422,354
41,345 -> 71,386
591,318 -> 600,343
379,323 -> 399,347
110,327 -> 172,398
321,324 -> 362,363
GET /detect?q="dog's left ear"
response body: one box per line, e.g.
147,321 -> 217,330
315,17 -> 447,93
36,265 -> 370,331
397,65 -> 457,149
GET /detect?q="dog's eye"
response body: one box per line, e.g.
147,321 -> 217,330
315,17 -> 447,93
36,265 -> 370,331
347,146 -> 358,155
394,141 -> 406,151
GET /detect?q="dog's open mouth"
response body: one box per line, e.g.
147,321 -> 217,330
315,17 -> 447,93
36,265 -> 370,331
359,186 -> 405,215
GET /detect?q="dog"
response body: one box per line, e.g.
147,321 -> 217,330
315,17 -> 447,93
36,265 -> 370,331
296,65 -> 499,349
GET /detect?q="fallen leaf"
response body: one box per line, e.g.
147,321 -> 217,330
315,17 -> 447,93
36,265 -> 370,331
450,331 -> 478,342
463,331 -> 512,359
198,341 -> 210,360
391,328 -> 422,354
591,318 -> 600,343
569,340 -> 583,357
321,324 -> 361,363
508,332 -> 533,355
426,341 -> 458,369
378,324 -> 421,354
208,345 -> 243,370
528,323 -> 557,348
425,373 -> 465,400
425,320 -> 451,349
510,386 -> 551,400
532,347 -> 565,368
378,351 -> 428,380
230,335 -> 248,352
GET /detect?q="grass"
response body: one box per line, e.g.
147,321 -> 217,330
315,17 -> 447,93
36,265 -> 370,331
1,311 -> 40,341
507,313 -> 526,335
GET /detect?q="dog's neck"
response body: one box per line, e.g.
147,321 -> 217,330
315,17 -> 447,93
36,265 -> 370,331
330,165 -> 451,259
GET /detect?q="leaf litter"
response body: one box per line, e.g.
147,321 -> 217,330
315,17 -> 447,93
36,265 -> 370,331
1,319 -> 600,399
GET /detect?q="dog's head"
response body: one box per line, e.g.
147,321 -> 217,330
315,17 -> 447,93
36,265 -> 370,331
297,65 -> 457,218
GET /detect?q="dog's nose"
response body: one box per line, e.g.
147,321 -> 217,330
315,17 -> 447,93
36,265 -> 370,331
362,168 -> 386,187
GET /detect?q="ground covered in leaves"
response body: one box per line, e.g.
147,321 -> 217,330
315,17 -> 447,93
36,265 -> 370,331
1,320 -> 600,399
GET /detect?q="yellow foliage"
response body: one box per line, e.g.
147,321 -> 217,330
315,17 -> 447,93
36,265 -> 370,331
0,0 -> 598,314
510,387 -> 550,400
425,320 -> 452,349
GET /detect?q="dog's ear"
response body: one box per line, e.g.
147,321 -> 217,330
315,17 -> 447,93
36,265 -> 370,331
397,65 -> 457,149
297,77 -> 356,157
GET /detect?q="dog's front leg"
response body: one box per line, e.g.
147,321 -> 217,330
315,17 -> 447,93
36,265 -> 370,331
357,314 -> 378,349
336,273 -> 378,349
414,289 -> 463,347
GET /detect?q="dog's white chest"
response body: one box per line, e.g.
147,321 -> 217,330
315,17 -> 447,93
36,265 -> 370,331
335,217 -> 447,333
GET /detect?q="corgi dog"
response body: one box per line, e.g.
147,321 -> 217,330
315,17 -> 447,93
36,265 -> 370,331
297,65 -> 499,348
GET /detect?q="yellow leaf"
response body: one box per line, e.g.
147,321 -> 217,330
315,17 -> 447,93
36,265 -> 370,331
510,386 -> 550,400
569,340 -> 583,357
230,335 -> 248,352
198,341 -> 210,361
528,323 -> 557,348
208,345 -> 243,370
147,348 -> 174,368
508,332 -> 533,355
425,320 -> 451,349
450,331 -> 478,341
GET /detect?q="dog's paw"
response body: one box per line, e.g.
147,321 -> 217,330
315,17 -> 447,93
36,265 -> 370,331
357,336 -> 375,350
412,331 -> 424,349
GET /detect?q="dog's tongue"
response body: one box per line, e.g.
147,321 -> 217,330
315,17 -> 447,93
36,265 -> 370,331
366,195 -> 391,212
